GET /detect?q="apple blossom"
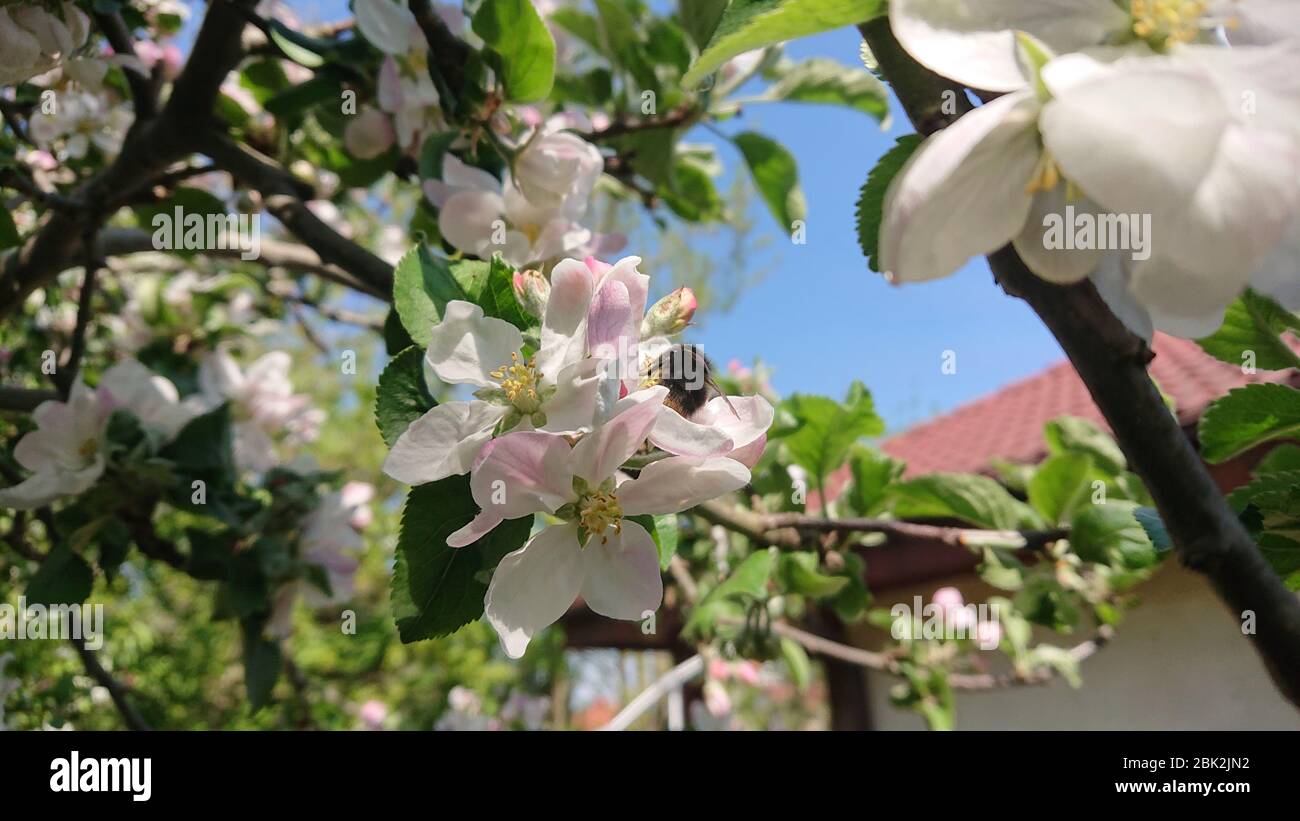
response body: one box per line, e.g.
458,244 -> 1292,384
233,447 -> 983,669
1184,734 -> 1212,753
879,38 -> 1300,338
424,154 -> 596,268
889,0 -> 1299,94
448,388 -> 750,657
382,278 -> 603,485
0,360 -> 192,509
377,55 -> 442,153
0,2 -> 90,86
353,0 -> 423,55
268,485 -> 369,637
343,106 -> 396,160
192,349 -> 325,473
28,89 -> 134,160
640,287 -> 698,338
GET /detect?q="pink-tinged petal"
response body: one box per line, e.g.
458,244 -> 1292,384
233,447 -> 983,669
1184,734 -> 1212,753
649,407 -> 734,458
382,401 -> 504,484
584,256 -> 613,280
424,300 -> 524,387
447,509 -> 505,548
344,107 -> 395,160
377,55 -> 403,112
587,277 -> 632,360
596,255 -> 649,342
619,456 -> 750,516
484,523 -> 585,658
539,357 -> 603,433
696,394 -> 775,452
580,520 -> 663,621
468,430 -> 576,519
728,434 -> 767,469
438,189 -> 506,259
570,386 -> 667,484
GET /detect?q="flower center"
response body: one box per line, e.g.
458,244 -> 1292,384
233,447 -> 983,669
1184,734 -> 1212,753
1130,0 -> 1208,47
1024,150 -> 1062,195
78,438 -> 99,460
490,351 -> 543,413
578,488 -> 623,544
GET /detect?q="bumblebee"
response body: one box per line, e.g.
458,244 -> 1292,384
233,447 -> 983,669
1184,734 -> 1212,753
642,343 -> 736,419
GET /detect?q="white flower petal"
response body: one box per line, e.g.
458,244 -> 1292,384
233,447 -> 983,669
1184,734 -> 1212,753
1012,187 -> 1106,284
536,257 -> 595,377
580,520 -> 663,621
99,359 -> 194,441
619,456 -> 751,516
540,357 -> 603,433
382,401 -> 504,484
1249,216 -> 1300,310
442,154 -> 503,194
890,0 -> 1127,92
649,407 -> 734,458
1041,57 -> 1300,280
485,523 -> 585,658
881,91 -> 1041,282
468,430 -> 576,519
438,189 -> 506,259
354,0 -> 419,55
1089,251 -> 1153,343
1128,252 -> 1238,338
570,386 -> 667,484
425,300 -> 524,387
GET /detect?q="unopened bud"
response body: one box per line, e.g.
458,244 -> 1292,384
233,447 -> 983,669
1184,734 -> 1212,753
512,269 -> 550,318
640,287 -> 697,338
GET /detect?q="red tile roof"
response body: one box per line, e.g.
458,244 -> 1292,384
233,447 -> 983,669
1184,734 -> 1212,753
878,333 -> 1300,477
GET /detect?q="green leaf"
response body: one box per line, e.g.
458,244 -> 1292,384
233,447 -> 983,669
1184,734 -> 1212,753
679,0 -> 728,48
0,207 -> 20,250
473,0 -> 557,103
392,244 -> 470,346
479,254 -> 532,332
978,546 -> 1025,590
663,157 -> 724,222
264,75 -> 341,118
1027,452 -> 1094,526
240,618 -> 282,711
390,478 -> 534,642
1133,506 -> 1173,555
733,132 -> 805,231
778,551 -> 849,598
595,0 -> 659,92
26,545 -> 94,606
1197,290 -> 1300,372
707,548 -> 775,603
1043,416 -> 1126,475
759,58 -> 889,121
1070,503 -> 1158,571
1199,382 -> 1300,463
855,134 -> 922,273
630,513 -> 681,570
375,346 -> 436,447
829,552 -> 871,621
160,404 -> 235,477
779,637 -> 812,692
847,444 -> 905,516
1254,443 -> 1300,475
888,473 -> 1045,530
775,381 -> 884,488
682,0 -> 887,87
268,20 -> 325,68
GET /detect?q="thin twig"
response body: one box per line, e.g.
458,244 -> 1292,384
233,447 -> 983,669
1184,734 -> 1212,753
54,254 -> 100,397
599,654 -> 704,731
71,638 -> 153,731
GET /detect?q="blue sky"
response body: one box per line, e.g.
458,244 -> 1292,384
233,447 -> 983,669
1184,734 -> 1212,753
185,1 -> 1068,431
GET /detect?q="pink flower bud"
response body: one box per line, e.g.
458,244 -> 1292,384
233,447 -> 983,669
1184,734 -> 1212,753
512,269 -> 550,318
639,287 -> 697,338
976,620 -> 1003,650
344,107 -> 395,160
932,586 -> 964,613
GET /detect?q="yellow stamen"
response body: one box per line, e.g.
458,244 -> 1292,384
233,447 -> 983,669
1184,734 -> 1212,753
490,351 -> 544,413
578,489 -> 623,544
1025,151 -> 1061,195
1130,0 -> 1208,47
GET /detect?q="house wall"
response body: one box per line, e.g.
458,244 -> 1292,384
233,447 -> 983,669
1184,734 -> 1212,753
849,561 -> 1300,730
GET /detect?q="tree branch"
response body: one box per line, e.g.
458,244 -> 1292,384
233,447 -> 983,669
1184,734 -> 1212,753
93,10 -> 158,119
860,17 -> 1300,707
197,134 -> 393,299
71,638 -> 152,731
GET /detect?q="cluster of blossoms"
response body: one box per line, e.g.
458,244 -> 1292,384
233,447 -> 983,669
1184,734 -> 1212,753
881,0 -> 1300,339
0,349 -> 367,637
384,254 -> 775,657
0,2 -> 89,86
